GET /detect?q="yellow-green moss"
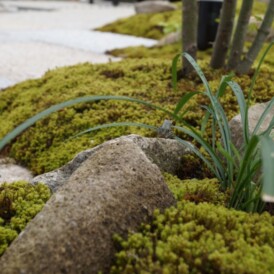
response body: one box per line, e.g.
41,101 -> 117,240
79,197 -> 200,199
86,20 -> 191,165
111,201 -> 274,274
107,42 -> 183,60
98,0 -> 272,41
163,173 -> 228,206
0,59 -> 273,174
96,6 -> 181,40
0,181 -> 51,256
107,41 -> 274,73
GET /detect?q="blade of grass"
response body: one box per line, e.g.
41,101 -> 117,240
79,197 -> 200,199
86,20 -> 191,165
184,53 -> 233,162
173,136 -> 217,177
259,116 -> 274,136
173,91 -> 201,116
216,73 -> 234,98
261,136 -> 274,202
72,122 -> 158,139
227,80 -> 249,145
171,53 -> 181,90
230,135 -> 260,207
0,95 -> 177,151
173,125 -> 225,182
252,98 -> 274,135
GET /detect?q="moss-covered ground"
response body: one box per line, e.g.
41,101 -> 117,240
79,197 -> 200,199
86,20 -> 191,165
111,175 -> 274,274
97,0 -> 273,41
0,181 -> 51,255
96,3 -> 181,40
1,0 -> 274,268
100,0 -> 274,70
0,59 -> 273,174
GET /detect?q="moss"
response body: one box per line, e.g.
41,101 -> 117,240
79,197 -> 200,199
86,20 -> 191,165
96,6 -> 181,40
103,0 -> 274,70
163,173 -> 228,206
0,59 -> 273,175
107,42 -> 274,73
0,181 -> 51,256
98,0 -> 272,42
107,42 -> 183,60
111,201 -> 274,274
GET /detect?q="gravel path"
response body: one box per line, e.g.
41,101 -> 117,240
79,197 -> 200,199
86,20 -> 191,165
0,0 -> 156,89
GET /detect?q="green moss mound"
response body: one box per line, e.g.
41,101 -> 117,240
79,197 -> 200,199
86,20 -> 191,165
0,59 -> 273,174
97,1 -> 271,41
0,181 -> 51,256
164,173 -> 228,206
111,200 -> 274,274
107,42 -> 274,71
101,1 -> 274,69
96,7 -> 181,40
107,42 -> 183,60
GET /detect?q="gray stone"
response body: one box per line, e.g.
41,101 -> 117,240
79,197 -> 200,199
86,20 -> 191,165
135,1 -> 177,14
229,101 -> 274,150
157,30 -> 180,46
0,157 -> 33,184
32,134 -> 192,192
0,138 -> 175,274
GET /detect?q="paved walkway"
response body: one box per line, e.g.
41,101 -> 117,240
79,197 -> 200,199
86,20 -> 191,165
0,0 -> 156,89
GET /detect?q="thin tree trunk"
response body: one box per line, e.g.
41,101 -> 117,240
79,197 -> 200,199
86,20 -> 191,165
210,0 -> 237,69
182,0 -> 198,75
227,0 -> 254,70
236,0 -> 274,74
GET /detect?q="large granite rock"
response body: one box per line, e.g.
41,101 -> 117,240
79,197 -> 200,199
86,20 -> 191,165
0,137 -> 175,274
32,134 -> 192,192
229,101 -> 274,150
135,1 -> 176,14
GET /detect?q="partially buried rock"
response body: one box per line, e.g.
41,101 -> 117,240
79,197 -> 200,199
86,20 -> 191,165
0,138 -> 175,274
229,101 -> 274,150
135,1 -> 177,14
157,30 -> 180,46
31,134 -> 192,192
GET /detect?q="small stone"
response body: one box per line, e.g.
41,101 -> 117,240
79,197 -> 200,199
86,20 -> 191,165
135,1 -> 177,14
0,157 -> 33,184
229,101 -> 274,150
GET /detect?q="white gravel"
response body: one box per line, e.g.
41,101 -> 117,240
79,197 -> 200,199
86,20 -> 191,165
0,0 -> 156,89
0,0 -> 157,181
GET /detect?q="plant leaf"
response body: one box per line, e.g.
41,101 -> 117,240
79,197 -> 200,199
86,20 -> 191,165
173,91 -> 201,116
252,98 -> 274,135
217,73 -> 234,98
171,53 -> 181,90
72,122 -> 158,139
261,136 -> 274,202
173,125 -> 225,181
227,80 -> 249,144
0,95 -> 176,151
